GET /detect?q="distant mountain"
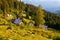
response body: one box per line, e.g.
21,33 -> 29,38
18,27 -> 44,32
55,10 -> 60,14
46,9 -> 60,14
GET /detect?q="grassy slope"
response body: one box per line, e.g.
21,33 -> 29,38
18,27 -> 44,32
0,23 -> 60,40
0,14 -> 60,40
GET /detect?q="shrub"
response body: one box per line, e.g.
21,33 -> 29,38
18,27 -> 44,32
53,37 -> 60,40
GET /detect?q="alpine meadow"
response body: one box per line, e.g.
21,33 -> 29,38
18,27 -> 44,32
0,0 -> 60,40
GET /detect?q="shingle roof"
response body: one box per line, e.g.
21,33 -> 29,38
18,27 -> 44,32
14,19 -> 22,24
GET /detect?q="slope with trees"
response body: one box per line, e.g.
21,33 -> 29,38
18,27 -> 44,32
0,0 -> 60,40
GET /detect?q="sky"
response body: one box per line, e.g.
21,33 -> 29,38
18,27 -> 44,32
19,0 -> 60,13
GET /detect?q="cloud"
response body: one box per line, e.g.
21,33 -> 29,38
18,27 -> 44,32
18,0 -> 23,1
29,0 -> 32,1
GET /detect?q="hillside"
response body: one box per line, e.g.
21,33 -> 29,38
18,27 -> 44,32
0,0 -> 60,40
0,23 -> 60,40
44,10 -> 60,30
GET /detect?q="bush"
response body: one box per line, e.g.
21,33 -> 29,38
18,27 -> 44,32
53,37 -> 60,40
